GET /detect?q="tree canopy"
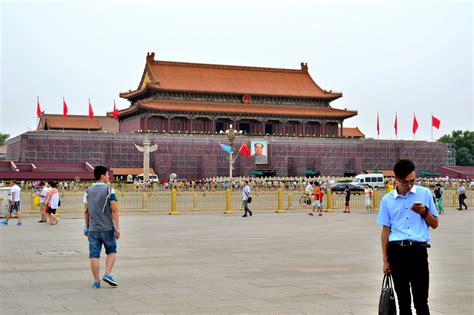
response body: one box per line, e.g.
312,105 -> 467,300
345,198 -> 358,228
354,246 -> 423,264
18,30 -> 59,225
438,130 -> 474,166
0,133 -> 9,146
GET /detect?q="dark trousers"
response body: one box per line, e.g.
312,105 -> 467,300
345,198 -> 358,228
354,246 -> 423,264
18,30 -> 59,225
388,243 -> 430,315
459,196 -> 467,209
243,201 -> 252,216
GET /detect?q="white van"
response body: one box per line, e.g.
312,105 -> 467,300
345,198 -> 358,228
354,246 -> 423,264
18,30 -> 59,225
136,174 -> 159,183
352,173 -> 385,189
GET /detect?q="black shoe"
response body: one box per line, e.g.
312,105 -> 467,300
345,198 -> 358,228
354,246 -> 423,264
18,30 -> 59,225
457,208 -> 463,210
242,215 -> 247,217
38,220 -> 47,223
249,212 -> 252,216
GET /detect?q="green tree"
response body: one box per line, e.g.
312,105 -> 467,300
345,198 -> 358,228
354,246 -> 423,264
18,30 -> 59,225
438,130 -> 474,166
0,133 -> 9,145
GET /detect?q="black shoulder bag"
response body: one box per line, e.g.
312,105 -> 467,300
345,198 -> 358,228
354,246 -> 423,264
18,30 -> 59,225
379,273 -> 397,315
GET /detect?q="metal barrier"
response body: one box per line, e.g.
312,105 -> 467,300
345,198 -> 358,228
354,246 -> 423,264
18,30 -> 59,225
14,189 -> 472,214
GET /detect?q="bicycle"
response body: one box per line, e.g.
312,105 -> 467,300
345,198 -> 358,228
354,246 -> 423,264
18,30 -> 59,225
299,194 -> 312,207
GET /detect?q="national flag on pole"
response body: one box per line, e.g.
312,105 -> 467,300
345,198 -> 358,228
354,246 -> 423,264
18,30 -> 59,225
376,111 -> 380,137
432,114 -> 441,129
88,100 -> 94,120
394,113 -> 398,137
113,100 -> 119,120
219,143 -> 231,155
239,143 -> 251,158
412,114 -> 419,134
37,98 -> 42,118
63,98 -> 68,118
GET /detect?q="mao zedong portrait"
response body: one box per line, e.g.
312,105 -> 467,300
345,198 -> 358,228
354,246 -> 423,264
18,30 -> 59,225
252,142 -> 267,163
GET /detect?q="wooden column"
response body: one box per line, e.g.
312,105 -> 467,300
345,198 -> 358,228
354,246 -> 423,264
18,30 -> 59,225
143,116 -> 149,132
301,121 -> 306,136
167,117 -> 171,132
340,121 -> 343,137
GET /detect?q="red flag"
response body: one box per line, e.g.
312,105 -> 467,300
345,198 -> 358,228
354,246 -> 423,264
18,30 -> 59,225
88,100 -> 94,120
113,100 -> 119,120
432,115 -> 441,129
376,111 -> 380,136
239,143 -> 251,158
412,114 -> 419,134
63,99 -> 68,118
394,113 -> 398,136
37,98 -> 42,118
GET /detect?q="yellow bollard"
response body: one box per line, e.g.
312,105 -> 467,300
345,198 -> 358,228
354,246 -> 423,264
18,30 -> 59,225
276,189 -> 285,213
452,190 -> 457,207
373,190 -> 380,212
140,192 -> 148,212
326,189 -> 333,212
169,189 -> 179,215
224,189 -> 232,214
192,193 -> 199,211
286,192 -> 293,210
29,191 -> 38,213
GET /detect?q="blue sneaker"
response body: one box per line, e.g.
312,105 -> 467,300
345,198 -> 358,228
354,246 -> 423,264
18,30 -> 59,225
92,281 -> 100,288
103,274 -> 118,286
0,220 -> 7,225
16,221 -> 22,226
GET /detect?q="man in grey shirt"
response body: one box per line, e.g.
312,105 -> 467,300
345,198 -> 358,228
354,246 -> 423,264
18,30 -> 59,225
83,166 -> 120,288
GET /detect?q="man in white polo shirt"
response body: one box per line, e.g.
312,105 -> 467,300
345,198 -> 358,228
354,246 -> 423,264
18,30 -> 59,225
1,180 -> 22,226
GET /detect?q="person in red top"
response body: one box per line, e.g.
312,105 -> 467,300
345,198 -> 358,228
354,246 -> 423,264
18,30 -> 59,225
309,182 -> 322,216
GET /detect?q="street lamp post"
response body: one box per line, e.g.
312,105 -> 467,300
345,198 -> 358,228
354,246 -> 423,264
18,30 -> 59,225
220,124 -> 243,180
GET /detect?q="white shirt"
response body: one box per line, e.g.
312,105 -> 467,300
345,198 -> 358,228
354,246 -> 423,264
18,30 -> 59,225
40,187 -> 51,203
242,185 -> 251,201
10,184 -> 21,202
50,191 -> 60,209
305,184 -> 313,194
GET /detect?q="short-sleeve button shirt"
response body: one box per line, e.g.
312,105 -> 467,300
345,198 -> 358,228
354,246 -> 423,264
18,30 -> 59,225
377,185 -> 438,242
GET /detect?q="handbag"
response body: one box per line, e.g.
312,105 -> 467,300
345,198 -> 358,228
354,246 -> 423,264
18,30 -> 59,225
378,273 -> 397,315
247,197 -> 252,204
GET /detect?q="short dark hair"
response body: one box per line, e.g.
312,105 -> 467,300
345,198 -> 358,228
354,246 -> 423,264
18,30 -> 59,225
254,142 -> 264,148
49,181 -> 57,188
393,159 -> 416,179
94,166 -> 109,181
315,181 -> 320,186
39,181 -> 45,186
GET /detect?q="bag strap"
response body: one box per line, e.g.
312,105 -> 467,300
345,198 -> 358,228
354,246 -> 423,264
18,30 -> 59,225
382,273 -> 394,289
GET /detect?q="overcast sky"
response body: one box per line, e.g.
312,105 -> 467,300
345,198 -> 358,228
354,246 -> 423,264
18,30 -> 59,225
1,0 -> 472,141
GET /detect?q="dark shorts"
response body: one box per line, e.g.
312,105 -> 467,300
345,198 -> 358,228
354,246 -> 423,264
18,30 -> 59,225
48,207 -> 56,214
9,201 -> 21,213
88,230 -> 117,259
345,200 -> 350,206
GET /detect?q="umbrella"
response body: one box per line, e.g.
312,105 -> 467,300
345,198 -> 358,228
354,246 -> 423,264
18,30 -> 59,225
249,171 -> 263,176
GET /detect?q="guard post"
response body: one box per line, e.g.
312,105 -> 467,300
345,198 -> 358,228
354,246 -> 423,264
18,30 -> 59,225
224,189 -> 232,214
169,189 -> 179,215
276,189 -> 285,213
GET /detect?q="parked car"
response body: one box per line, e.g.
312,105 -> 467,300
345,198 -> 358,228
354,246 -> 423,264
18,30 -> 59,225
330,183 -> 365,192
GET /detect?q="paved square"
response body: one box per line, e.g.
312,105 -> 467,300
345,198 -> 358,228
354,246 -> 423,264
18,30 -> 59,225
1,208 -> 472,314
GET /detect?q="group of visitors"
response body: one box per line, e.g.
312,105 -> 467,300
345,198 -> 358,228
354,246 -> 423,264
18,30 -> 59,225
0,180 -> 61,226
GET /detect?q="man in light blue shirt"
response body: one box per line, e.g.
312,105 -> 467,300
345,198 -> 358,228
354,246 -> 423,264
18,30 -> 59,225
377,159 -> 438,315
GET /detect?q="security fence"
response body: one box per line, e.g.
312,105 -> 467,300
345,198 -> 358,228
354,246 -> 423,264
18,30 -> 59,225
2,189 -> 472,216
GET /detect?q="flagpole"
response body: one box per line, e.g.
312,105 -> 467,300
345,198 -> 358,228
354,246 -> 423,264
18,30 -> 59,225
413,113 -> 415,141
37,96 -> 39,129
62,97 -> 65,133
233,143 -> 244,163
395,112 -> 397,140
377,111 -> 379,140
431,114 -> 433,142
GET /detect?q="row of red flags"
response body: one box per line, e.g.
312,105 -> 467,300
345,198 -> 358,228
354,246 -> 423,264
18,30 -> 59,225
36,98 -> 119,120
376,112 -> 441,136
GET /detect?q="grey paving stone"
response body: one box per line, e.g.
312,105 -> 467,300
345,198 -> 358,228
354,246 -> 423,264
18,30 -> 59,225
0,208 -> 472,314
